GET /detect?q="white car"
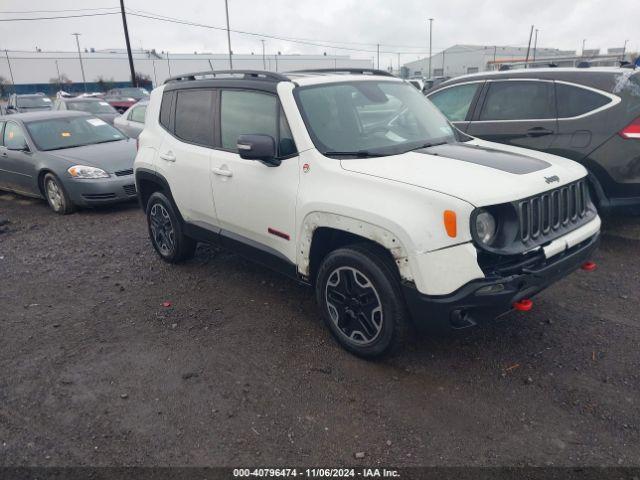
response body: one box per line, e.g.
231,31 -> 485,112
134,68 -> 601,358
114,100 -> 148,138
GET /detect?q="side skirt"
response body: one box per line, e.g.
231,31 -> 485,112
183,222 -> 309,285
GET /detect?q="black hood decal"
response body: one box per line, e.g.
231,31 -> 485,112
416,142 -> 551,174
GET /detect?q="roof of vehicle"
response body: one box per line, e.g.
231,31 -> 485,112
57,97 -> 105,102
1,110 -> 91,122
429,67 -> 639,94
12,93 -> 47,98
162,68 -> 405,92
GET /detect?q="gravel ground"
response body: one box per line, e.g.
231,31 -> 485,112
0,192 -> 639,467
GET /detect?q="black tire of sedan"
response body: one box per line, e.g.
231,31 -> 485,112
43,173 -> 76,215
146,192 -> 196,263
316,243 -> 411,358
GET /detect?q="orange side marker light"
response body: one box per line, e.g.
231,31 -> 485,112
443,210 -> 457,238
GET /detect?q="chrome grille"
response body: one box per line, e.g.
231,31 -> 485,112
123,184 -> 137,196
518,179 -> 589,243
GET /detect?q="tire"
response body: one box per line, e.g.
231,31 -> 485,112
43,173 -> 76,215
315,243 -> 411,358
146,191 -> 196,263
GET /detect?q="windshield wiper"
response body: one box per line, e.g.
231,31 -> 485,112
324,150 -> 384,158
401,141 -> 448,154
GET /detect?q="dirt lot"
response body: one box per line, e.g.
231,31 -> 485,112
0,192 -> 639,467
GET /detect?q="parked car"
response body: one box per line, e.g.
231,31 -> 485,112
427,67 -> 640,215
423,76 -> 450,93
114,100 -> 148,138
134,68 -> 600,357
53,97 -> 120,125
0,111 -> 137,214
5,93 -> 53,114
103,87 -> 149,113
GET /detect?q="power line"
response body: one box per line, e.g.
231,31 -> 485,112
0,12 -> 120,22
0,7 -> 119,14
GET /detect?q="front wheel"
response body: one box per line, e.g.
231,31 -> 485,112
315,243 -> 411,358
146,192 -> 196,263
43,173 -> 76,215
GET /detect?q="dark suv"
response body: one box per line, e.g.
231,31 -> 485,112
427,68 -> 640,214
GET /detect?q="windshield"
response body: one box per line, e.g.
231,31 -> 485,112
295,80 -> 461,156
117,88 -> 149,99
25,116 -> 126,151
17,96 -> 52,109
66,100 -> 117,114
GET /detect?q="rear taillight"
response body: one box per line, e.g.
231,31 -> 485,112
619,117 -> 640,139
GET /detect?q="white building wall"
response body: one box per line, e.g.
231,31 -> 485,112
0,51 -> 373,87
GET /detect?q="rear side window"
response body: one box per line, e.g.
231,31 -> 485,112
429,83 -> 481,121
479,81 -> 555,121
159,91 -> 175,131
174,89 -> 215,146
220,90 -> 277,151
555,83 -> 611,118
130,105 -> 147,123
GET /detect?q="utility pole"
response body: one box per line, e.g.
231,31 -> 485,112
261,40 -> 266,69
493,45 -> 497,70
119,0 -> 137,87
581,39 -> 587,56
55,60 -> 61,88
166,51 -> 171,77
427,18 -> 433,79
397,52 -> 401,76
441,50 -> 445,76
4,50 -> 15,84
152,59 -> 157,86
524,25 -> 534,68
533,29 -> 539,62
621,39 -> 629,62
376,44 -> 380,69
72,33 -> 87,92
224,0 -> 233,69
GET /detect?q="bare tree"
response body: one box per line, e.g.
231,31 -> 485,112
0,76 -> 9,97
95,75 -> 115,92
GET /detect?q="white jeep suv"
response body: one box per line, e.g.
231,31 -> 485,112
134,68 -> 601,357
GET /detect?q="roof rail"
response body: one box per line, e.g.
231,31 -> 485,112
287,68 -> 396,77
164,70 -> 290,84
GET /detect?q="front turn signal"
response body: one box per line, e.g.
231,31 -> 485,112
443,210 -> 457,238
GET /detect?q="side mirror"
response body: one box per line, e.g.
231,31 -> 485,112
7,140 -> 29,152
237,134 -> 279,166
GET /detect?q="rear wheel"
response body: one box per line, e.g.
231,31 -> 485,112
146,192 -> 196,263
315,243 -> 410,358
43,173 -> 76,215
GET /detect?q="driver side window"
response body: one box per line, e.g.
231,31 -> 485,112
4,122 -> 27,150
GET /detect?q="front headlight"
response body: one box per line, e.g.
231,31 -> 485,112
68,165 -> 109,179
475,209 -> 497,245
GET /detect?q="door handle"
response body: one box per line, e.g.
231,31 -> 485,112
527,127 -> 554,137
159,151 -> 176,162
212,167 -> 233,177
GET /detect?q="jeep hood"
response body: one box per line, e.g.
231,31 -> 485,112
339,139 -> 588,207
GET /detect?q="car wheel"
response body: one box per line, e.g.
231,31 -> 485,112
146,191 -> 196,263
316,243 -> 411,358
43,173 -> 76,215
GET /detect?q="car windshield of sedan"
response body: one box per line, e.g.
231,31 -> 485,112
25,116 -> 126,151
66,100 -> 117,114
17,96 -> 52,109
295,80 -> 462,157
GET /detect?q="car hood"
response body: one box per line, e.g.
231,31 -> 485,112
45,139 -> 136,174
339,139 -> 588,207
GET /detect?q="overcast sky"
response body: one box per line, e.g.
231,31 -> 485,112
0,0 -> 637,68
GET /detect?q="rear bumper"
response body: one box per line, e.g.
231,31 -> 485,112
403,233 -> 600,334
65,175 -> 137,207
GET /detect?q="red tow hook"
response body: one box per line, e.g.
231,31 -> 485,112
513,298 -> 533,312
581,261 -> 597,272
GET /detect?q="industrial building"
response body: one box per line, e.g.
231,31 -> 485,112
401,44 -> 607,78
0,48 -> 373,88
